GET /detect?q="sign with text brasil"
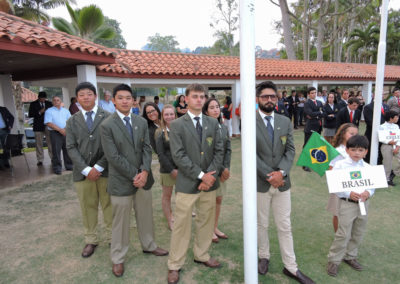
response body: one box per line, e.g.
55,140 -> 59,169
326,165 -> 387,194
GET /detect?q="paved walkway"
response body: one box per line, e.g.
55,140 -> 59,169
0,149 -> 63,191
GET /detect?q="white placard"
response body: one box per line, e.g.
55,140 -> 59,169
326,165 -> 387,194
378,129 -> 400,143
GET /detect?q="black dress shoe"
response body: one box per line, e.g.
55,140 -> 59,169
283,268 -> 315,284
389,171 -> 396,181
388,180 -> 395,186
54,170 -> 62,175
302,166 -> 311,172
258,258 -> 269,275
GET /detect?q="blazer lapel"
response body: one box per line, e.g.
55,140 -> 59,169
256,111 -> 273,149
183,114 -> 201,147
112,112 -> 134,146
76,111 -> 89,132
130,114 -> 139,149
91,109 -> 105,132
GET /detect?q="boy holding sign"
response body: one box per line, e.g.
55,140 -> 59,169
327,135 -> 375,277
379,110 -> 400,186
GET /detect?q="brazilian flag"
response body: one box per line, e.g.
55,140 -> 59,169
296,132 -> 340,176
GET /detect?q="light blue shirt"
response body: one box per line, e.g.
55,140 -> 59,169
44,106 -> 71,130
258,109 -> 274,129
99,100 -> 115,113
0,112 -> 5,128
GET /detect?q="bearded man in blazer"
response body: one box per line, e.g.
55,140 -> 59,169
66,82 -> 112,258
100,84 -> 168,278
167,83 -> 224,284
256,81 -> 315,284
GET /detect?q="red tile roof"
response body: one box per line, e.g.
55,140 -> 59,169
97,49 -> 400,81
21,87 -> 37,103
0,11 -> 115,59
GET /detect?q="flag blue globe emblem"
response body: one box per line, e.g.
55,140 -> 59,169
309,146 -> 328,164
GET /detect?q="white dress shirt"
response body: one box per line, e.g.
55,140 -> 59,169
187,110 -> 205,179
80,105 -> 104,176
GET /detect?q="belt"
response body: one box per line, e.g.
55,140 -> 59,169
340,197 -> 359,204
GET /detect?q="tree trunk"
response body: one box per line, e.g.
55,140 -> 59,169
279,0 -> 297,60
316,17 -> 325,61
346,7 -> 355,63
302,0 -> 309,60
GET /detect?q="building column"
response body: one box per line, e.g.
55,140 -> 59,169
362,81 -> 373,104
310,80 -> 318,89
232,80 -> 241,136
61,84 -> 75,109
77,64 -> 98,104
0,75 -> 22,134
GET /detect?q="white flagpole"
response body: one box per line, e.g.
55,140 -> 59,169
370,0 -> 389,165
239,0 -> 258,283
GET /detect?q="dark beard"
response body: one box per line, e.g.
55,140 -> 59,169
259,102 -> 275,113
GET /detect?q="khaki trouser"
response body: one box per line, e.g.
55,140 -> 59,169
110,188 -> 157,264
168,190 -> 216,270
327,199 -> 369,264
74,177 -> 112,244
257,188 -> 298,274
34,128 -> 53,162
381,144 -> 400,180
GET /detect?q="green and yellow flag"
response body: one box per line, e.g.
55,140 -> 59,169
296,132 -> 340,176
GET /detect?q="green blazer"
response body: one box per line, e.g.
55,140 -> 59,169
256,111 -> 295,192
219,123 -> 232,175
170,113 -> 224,194
100,112 -> 154,196
66,107 -> 110,182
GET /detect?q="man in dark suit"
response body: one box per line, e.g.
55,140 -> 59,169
167,83 -> 224,284
335,97 -> 361,130
303,87 -> 324,172
274,100 -> 289,117
28,91 -> 53,166
0,105 -> 14,169
363,94 -> 390,164
256,81 -> 315,284
66,82 -> 112,258
337,88 -> 349,110
100,84 -> 168,278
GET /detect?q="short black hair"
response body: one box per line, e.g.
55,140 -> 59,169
112,84 -> 135,99
38,91 -> 47,98
256,81 -> 277,97
154,96 -> 159,100
346,135 -> 369,149
307,87 -> 316,94
282,90 -> 287,95
393,87 -> 400,93
348,97 -> 360,105
75,82 -> 97,96
385,110 -> 399,122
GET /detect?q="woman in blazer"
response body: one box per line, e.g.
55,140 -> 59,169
203,98 -> 232,243
323,92 -> 339,144
142,102 -> 161,152
155,105 -> 177,230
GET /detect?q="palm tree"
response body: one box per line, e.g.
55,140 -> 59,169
345,22 -> 380,64
11,0 -> 75,24
52,3 -> 114,42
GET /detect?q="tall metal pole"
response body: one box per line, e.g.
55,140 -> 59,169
370,0 -> 389,165
239,0 -> 258,283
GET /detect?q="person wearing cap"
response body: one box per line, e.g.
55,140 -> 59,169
28,91 -> 53,166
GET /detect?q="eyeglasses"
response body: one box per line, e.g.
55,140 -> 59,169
146,109 -> 157,115
258,94 -> 277,100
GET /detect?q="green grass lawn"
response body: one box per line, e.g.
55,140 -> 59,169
0,125 -> 399,283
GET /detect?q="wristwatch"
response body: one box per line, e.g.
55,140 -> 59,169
279,170 -> 287,177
